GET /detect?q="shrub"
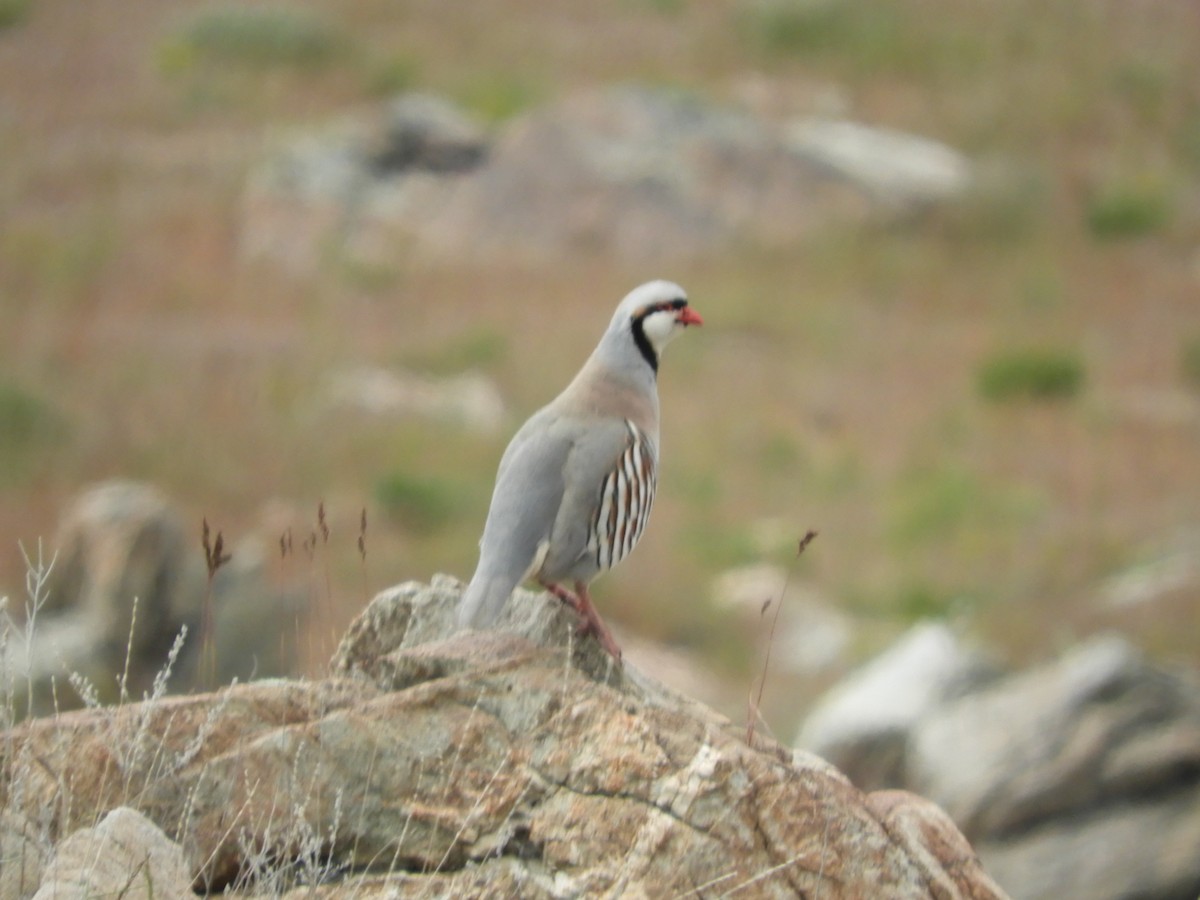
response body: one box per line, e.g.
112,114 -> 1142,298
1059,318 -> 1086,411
0,381 -> 65,478
162,6 -> 343,71
373,472 -> 464,533
1085,177 -> 1171,239
455,74 -> 542,123
741,0 -> 897,60
737,0 -> 978,77
1182,337 -> 1200,389
976,348 -> 1084,402
364,53 -> 419,97
896,582 -> 957,621
404,329 -> 507,376
0,0 -> 30,29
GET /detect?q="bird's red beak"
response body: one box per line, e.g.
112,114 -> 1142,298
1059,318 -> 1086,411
677,307 -> 704,327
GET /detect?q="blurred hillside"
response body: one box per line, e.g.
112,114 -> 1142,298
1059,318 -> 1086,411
1,0 -> 1198,725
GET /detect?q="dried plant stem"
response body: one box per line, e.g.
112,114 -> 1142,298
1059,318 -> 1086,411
746,530 -> 818,746
201,517 -> 231,688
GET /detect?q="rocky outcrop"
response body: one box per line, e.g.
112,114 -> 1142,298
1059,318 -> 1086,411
2,481 -> 205,717
797,623 -> 998,788
797,629 -> 1200,900
242,86 -> 972,268
2,576 -> 1008,898
1,481 -> 306,719
31,807 -> 191,900
786,118 -> 973,211
240,93 -> 487,273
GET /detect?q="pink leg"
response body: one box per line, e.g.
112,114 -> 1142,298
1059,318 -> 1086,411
542,580 -> 584,615
540,580 -> 623,662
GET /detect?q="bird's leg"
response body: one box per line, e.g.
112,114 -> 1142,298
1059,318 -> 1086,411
541,580 -> 585,615
540,580 -> 622,662
572,581 -> 623,662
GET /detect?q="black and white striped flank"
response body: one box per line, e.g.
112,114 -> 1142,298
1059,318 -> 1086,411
589,420 -> 657,571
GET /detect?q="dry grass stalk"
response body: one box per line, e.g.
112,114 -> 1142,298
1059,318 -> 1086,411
746,530 -> 818,747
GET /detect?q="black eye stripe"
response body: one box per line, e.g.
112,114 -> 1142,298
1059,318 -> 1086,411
634,298 -> 688,321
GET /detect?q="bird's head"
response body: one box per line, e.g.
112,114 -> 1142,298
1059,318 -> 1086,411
610,280 -> 702,373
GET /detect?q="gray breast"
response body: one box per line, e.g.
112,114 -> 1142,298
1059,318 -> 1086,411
587,420 -> 657,571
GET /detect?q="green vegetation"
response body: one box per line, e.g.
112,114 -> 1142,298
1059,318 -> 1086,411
159,6 -> 344,73
738,0 -> 980,77
636,0 -> 686,13
0,0 -> 30,29
374,471 -> 465,534
0,381 -> 65,481
886,466 -> 1041,549
976,348 -> 1085,402
403,329 -> 508,376
454,73 -> 543,123
1182,337 -> 1200,389
1112,59 -> 1170,127
364,53 -> 419,97
895,582 -> 959,621
1085,175 -> 1171,239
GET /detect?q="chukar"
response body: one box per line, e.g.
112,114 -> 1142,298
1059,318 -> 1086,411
457,280 -> 703,660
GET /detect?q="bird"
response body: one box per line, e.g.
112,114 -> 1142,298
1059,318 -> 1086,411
456,280 -> 703,660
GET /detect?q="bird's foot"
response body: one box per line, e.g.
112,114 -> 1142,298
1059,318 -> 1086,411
572,582 -> 623,663
543,581 -> 585,615
541,581 -> 623,663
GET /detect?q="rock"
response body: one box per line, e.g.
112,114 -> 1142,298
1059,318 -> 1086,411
797,623 -> 997,788
2,481 -> 206,714
909,636 -> 1200,834
31,807 -> 191,900
908,634 -> 1200,900
201,535 -> 309,688
44,480 -> 202,642
365,93 -> 488,176
806,629 -> 1200,900
1,810 -> 48,899
787,118 -> 973,211
240,93 -> 485,273
2,576 -> 1008,898
978,785 -> 1200,900
322,366 -> 505,434
243,87 -> 974,268
615,631 -> 743,718
2,481 -> 307,717
421,86 -> 870,261
1100,535 -> 1199,610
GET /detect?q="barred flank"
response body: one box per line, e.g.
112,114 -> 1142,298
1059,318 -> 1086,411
589,421 -> 657,570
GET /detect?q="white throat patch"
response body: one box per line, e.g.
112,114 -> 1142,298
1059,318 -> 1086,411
639,308 -> 684,354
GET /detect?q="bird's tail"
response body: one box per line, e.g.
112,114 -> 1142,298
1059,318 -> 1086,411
456,573 -> 517,630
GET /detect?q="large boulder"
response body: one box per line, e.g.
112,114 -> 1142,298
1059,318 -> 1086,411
787,118 -> 973,211
1,481 -> 306,718
240,92 -> 488,274
2,575 -> 1008,898
419,86 -> 873,261
796,623 -> 997,787
797,630 -> 1200,900
242,87 -> 972,268
911,636 -> 1200,900
31,807 -> 191,900
2,481 -> 206,716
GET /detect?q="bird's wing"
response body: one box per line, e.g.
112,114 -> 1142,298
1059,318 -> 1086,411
542,416 -> 658,580
457,410 -> 573,627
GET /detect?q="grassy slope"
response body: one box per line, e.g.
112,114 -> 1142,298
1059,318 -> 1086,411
1,0 -> 1198,723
